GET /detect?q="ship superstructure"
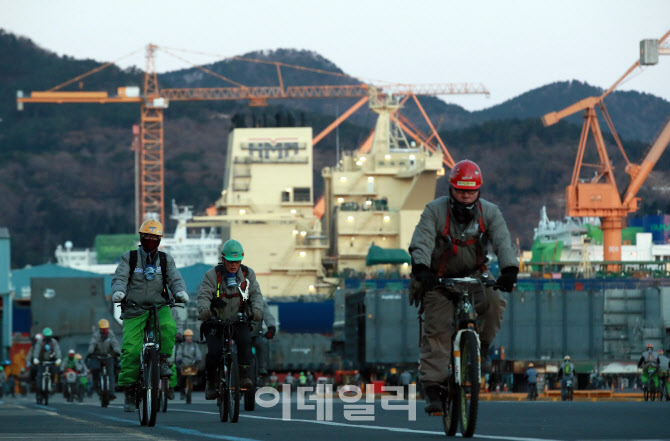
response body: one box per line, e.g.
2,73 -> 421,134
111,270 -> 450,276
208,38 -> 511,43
321,93 -> 444,275
191,127 -> 330,297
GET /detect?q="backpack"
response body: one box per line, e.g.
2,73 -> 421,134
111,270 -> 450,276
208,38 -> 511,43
563,363 -> 572,375
127,250 -> 170,302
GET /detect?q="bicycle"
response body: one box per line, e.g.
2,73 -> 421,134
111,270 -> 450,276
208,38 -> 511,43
244,346 -> 260,411
64,368 -> 79,403
642,365 -> 659,402
180,365 -> 198,404
158,369 -> 170,412
36,360 -> 56,405
88,354 -> 114,407
202,313 -> 250,423
432,275 -> 497,438
125,300 -> 181,426
527,383 -> 538,401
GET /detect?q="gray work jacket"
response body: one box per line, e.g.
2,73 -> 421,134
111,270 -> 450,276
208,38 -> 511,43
87,329 -> 121,357
250,300 -> 277,335
111,247 -> 187,319
197,264 -> 264,320
409,196 -> 517,276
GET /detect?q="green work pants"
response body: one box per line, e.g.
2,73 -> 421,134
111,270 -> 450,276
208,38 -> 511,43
118,307 -> 176,387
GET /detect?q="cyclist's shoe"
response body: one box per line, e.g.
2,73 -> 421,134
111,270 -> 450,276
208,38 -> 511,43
423,385 -> 442,413
480,342 -> 492,374
159,355 -> 173,378
168,387 -> 175,400
123,386 -> 136,412
205,379 -> 218,400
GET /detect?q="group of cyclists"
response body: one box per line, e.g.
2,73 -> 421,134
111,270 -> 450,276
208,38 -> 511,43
638,343 -> 670,399
24,217 -> 276,411
25,319 -> 121,403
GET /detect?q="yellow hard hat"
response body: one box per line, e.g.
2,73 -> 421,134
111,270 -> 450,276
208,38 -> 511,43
184,329 -> 194,337
98,319 -> 110,329
390,368 -> 397,374
139,219 -> 164,237
528,363 -> 534,368
564,355 -> 570,361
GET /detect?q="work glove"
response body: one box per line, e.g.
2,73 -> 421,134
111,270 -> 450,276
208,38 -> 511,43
496,267 -> 519,292
33,358 -> 39,365
112,291 -> 126,302
265,326 -> 276,340
412,264 -> 439,293
198,308 -> 211,321
252,308 -> 263,322
175,291 -> 189,303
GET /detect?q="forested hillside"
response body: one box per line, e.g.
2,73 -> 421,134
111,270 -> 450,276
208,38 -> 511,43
1,29 -> 669,267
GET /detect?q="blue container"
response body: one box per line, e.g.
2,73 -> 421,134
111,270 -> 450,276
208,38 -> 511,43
272,301 -> 334,334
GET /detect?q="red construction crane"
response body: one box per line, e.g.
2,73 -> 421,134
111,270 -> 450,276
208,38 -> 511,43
542,30 -> 670,264
17,44 -> 488,226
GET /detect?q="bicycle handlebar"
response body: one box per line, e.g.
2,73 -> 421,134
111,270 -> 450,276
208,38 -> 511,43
437,275 -> 499,289
124,299 -> 184,310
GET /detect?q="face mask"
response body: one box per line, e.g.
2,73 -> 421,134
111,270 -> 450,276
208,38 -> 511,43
140,237 -> 160,254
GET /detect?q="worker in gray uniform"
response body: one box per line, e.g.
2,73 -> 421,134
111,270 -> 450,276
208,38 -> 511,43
250,299 -> 277,376
408,159 -> 518,413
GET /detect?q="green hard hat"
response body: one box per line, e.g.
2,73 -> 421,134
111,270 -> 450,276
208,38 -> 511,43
43,327 -> 53,337
221,239 -> 244,262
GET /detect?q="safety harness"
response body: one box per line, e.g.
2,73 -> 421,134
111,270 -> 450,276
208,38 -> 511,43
417,200 -> 488,347
437,200 -> 488,277
215,264 -> 250,305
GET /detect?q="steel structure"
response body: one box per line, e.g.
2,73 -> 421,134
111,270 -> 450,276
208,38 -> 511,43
17,44 -> 488,224
541,30 -> 670,264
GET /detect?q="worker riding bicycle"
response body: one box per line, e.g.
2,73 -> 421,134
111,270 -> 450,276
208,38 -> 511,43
408,160 -> 518,413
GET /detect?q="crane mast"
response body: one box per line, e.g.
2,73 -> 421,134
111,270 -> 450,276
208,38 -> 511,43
542,30 -> 670,265
17,44 -> 489,225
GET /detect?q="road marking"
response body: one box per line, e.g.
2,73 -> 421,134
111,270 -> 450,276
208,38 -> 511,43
92,412 -> 261,441
8,403 -> 174,441
168,407 -> 563,441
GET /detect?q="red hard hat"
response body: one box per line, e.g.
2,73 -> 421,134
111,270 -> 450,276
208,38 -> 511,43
449,160 -> 482,190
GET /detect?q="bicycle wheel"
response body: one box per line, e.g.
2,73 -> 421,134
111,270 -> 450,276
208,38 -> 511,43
160,379 -> 168,412
43,377 -> 49,406
458,331 -> 480,438
441,381 -> 458,436
244,356 -> 257,411
101,373 -> 109,408
146,348 -> 160,427
220,360 -> 230,422
186,377 -> 192,404
229,355 -> 241,423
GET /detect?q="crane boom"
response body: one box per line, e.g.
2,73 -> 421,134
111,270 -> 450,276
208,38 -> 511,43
542,97 -> 600,126
16,44 -> 488,224
622,117 -> 670,206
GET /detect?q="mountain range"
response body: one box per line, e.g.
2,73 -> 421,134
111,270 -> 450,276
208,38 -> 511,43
1,29 -> 669,268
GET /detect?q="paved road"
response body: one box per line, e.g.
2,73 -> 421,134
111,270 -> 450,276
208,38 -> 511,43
0,392 -> 668,441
